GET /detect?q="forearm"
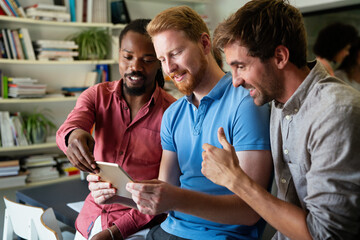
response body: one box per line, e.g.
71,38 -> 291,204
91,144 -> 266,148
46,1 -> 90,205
172,186 -> 260,225
230,174 -> 312,240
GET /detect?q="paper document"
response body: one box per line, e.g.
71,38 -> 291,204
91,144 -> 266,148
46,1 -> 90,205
67,201 -> 84,213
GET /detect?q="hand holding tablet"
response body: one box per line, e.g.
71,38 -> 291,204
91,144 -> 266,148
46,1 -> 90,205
95,161 -> 137,208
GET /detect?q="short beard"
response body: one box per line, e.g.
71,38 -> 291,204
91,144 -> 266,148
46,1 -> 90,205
123,71 -> 146,96
172,55 -> 207,96
123,83 -> 146,96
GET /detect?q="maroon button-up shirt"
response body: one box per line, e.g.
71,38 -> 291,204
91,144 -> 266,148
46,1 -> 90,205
56,79 -> 176,238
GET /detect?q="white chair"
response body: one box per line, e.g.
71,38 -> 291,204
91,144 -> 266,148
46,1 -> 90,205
3,196 -> 74,240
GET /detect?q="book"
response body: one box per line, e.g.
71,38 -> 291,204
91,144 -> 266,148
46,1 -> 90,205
0,159 -> 20,176
0,170 -> 29,189
18,31 -> 28,59
86,0 -> 92,22
1,29 -> 11,59
0,34 -> 6,58
11,29 -> 24,59
25,3 -> 67,12
0,0 -> 13,16
19,28 -> 36,60
75,0 -> 83,22
11,0 -> 26,17
69,0 -> 75,22
8,0 -> 24,17
110,0 -> 130,24
0,111 -> 15,147
3,0 -> 17,17
6,28 -> 17,59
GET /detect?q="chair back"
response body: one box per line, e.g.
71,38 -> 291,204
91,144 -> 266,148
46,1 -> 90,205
3,196 -> 61,240
39,208 -> 63,240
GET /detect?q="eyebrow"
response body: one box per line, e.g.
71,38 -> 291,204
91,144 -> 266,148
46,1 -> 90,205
229,60 -> 244,66
121,49 -> 157,57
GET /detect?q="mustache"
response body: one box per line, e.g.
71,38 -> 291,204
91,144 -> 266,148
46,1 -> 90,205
124,71 -> 145,78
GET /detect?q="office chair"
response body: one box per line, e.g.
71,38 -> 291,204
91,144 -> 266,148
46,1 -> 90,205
3,196 -> 74,240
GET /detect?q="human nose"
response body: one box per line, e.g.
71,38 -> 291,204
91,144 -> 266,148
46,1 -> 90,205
130,59 -> 143,72
232,74 -> 244,88
162,59 -> 176,75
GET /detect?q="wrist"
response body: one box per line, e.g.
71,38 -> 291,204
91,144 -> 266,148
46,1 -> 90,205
109,224 -> 123,240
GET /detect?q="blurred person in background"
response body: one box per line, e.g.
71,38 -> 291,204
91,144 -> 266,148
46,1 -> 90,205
335,36 -> 360,91
313,22 -> 358,76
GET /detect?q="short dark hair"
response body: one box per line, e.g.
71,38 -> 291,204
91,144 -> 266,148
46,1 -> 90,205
119,19 -> 165,88
214,0 -> 307,68
313,22 -> 358,61
338,36 -> 360,74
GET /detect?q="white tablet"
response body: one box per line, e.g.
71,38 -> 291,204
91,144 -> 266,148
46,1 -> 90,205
96,161 -> 136,208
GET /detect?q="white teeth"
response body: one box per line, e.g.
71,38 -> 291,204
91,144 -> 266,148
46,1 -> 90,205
130,76 -> 141,80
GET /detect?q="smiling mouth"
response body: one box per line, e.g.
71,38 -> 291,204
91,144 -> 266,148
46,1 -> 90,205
170,72 -> 186,82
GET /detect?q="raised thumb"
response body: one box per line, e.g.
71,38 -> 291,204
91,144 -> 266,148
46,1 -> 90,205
217,127 -> 232,151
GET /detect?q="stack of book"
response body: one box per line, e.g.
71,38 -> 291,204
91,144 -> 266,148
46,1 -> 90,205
0,111 -> 29,147
0,28 -> 36,60
25,3 -> 70,22
56,155 -> 80,176
0,159 -> 29,189
24,154 -> 60,182
34,40 -> 79,61
8,77 -> 47,98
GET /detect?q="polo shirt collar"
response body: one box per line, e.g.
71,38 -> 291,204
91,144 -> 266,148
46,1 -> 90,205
185,71 -> 232,104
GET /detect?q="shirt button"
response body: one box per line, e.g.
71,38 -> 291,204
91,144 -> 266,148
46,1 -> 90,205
281,178 -> 287,184
119,151 -> 123,155
193,107 -> 196,111
102,209 -> 106,213
284,149 -> 289,155
294,108 -> 298,113
124,106 -> 128,110
285,115 -> 291,120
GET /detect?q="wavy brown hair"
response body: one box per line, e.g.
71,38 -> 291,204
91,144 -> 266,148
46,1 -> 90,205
214,0 -> 307,68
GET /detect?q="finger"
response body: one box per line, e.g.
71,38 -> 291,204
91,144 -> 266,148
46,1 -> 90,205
87,174 -> 100,182
67,146 -> 94,172
94,194 -> 114,205
67,153 -> 93,172
76,142 -> 96,170
126,182 -> 157,192
217,127 -> 232,151
88,181 -> 112,191
92,188 -> 116,199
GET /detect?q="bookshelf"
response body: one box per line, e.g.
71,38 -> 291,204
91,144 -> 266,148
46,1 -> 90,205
0,15 -> 123,157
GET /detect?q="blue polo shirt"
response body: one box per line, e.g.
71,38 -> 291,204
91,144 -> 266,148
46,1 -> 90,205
160,72 -> 271,240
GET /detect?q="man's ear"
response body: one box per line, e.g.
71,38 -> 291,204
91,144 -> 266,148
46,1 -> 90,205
199,33 -> 211,55
274,45 -> 289,69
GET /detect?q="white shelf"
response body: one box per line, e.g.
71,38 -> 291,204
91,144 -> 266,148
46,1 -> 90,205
0,142 -> 58,154
0,15 -> 119,28
0,59 -> 116,65
126,0 -> 209,3
0,97 -> 77,104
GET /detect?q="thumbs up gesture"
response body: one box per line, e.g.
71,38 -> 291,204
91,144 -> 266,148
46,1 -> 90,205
202,127 -> 244,189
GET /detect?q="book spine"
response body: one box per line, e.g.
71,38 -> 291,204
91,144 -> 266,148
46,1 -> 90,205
69,0 -> 76,22
3,0 -> 18,17
8,0 -> 22,17
1,29 -> 11,59
0,0 -> 13,16
19,28 -> 35,60
86,0 -> 92,22
6,29 -> 17,59
18,31 -> 28,59
11,30 -> 24,59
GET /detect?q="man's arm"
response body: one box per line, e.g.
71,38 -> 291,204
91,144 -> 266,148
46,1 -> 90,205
202,127 -> 312,240
126,148 -> 273,226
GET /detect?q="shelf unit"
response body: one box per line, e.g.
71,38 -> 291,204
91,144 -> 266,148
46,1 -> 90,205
0,15 -> 124,157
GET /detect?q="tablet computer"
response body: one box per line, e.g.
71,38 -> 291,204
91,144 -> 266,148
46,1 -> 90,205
96,161 -> 136,208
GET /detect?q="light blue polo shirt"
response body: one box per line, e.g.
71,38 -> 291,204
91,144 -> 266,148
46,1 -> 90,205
160,72 -> 271,240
